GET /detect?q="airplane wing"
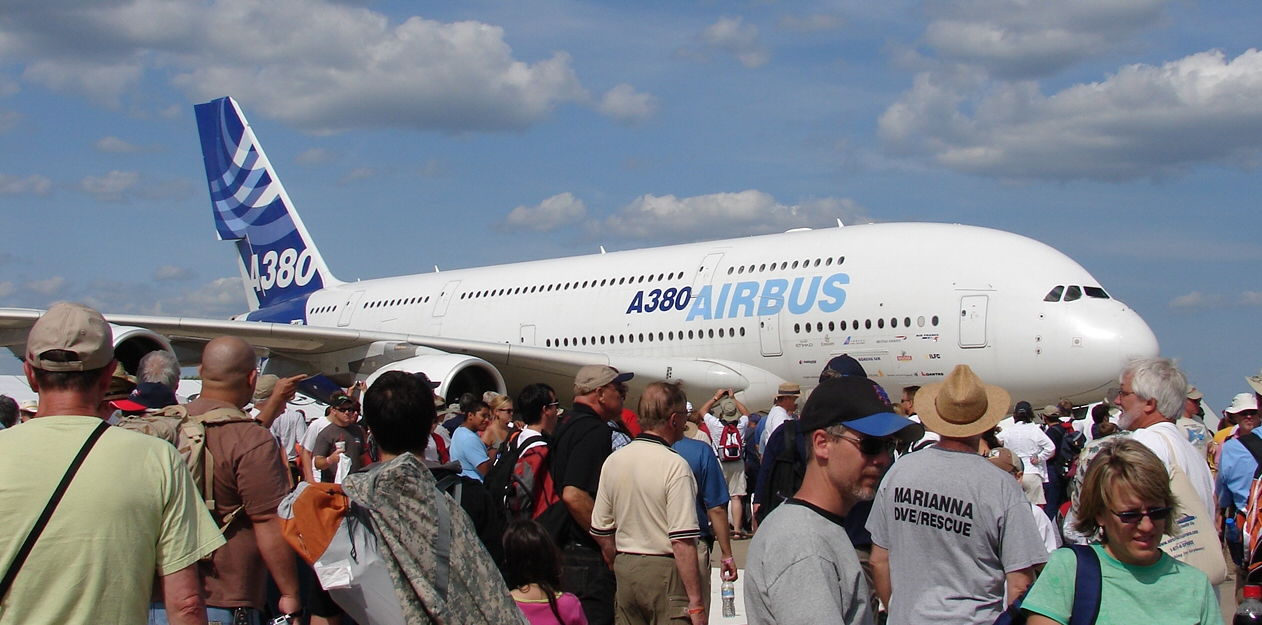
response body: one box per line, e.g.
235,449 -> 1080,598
0,308 -> 777,404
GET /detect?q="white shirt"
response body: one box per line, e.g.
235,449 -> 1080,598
270,408 -> 307,462
759,405 -> 794,454
1131,421 -> 1216,516
1030,502 -> 1062,554
300,416 -> 331,452
996,422 -> 1056,480
703,413 -> 750,456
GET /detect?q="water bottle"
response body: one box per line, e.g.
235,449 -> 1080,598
1236,585 -> 1262,625
721,579 -> 736,618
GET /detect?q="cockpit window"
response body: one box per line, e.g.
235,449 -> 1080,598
1044,286 -> 1064,302
1064,285 -> 1082,302
1084,286 -> 1110,299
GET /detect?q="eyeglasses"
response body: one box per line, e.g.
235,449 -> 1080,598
834,433 -> 897,457
544,401 -> 560,409
495,408 -> 513,414
1110,507 -> 1172,524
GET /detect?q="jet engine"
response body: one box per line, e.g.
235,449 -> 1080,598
109,324 -> 176,375
362,353 -> 506,404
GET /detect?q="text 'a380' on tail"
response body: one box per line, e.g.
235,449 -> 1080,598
194,96 -> 340,317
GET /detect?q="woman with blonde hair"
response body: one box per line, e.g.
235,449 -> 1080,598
1021,437 -> 1221,624
483,393 -> 517,451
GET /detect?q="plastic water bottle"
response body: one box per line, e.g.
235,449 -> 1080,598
1236,585 -> 1262,624
721,579 -> 736,618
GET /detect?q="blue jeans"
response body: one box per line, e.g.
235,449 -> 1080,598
149,603 -> 262,625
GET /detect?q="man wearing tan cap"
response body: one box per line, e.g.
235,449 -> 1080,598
550,364 -> 634,625
0,302 -> 224,625
758,382 -> 801,454
867,364 -> 1048,625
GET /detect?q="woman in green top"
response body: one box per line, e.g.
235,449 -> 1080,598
1022,437 -> 1222,625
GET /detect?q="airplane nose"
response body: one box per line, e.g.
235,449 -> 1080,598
1118,309 -> 1160,362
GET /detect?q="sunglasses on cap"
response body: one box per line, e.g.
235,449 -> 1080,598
1111,507 -> 1172,524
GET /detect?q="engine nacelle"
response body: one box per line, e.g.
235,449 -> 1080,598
110,324 -> 175,375
363,354 -> 505,404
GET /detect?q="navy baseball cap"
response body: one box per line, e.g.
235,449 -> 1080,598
799,377 -> 924,443
823,354 -> 867,378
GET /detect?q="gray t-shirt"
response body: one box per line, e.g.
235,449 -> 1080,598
867,446 -> 1049,625
745,500 -> 874,625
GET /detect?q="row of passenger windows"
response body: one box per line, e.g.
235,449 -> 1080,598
1043,285 -> 1110,302
794,315 -> 940,334
460,271 -> 690,300
727,256 -> 844,275
546,326 -> 748,348
362,296 -> 431,309
310,305 -> 339,315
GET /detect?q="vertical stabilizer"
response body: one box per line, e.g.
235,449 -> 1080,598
194,97 -> 339,311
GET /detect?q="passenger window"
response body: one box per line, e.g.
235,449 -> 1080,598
739,327 -> 745,336
1044,286 -> 1064,302
840,320 -> 847,331
917,316 -> 925,327
1064,286 -> 1082,302
865,319 -> 872,330
932,316 -> 939,326
877,318 -> 884,329
1084,287 -> 1109,299
828,321 -> 835,331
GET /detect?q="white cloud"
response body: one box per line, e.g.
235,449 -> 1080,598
0,172 -> 51,196
496,192 -> 587,232
339,167 -> 375,184
0,283 -> 14,299
77,170 -> 190,202
154,277 -> 248,318
587,191 -> 869,243
920,0 -> 1169,80
1,1 -> 589,132
777,13 -> 846,33
597,84 -> 658,126
293,147 -> 337,166
1169,290 -> 1262,311
95,135 -> 159,153
880,49 -> 1262,181
682,16 -> 770,69
154,265 -> 195,281
25,276 -> 66,296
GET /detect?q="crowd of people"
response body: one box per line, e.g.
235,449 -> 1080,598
1,301 -> 1260,625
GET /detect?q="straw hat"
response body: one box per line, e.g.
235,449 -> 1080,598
913,365 -> 1011,438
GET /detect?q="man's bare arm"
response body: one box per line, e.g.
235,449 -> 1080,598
707,506 -> 737,581
562,485 -> 595,532
161,563 -> 207,625
254,374 -> 306,428
1005,567 -> 1036,606
672,537 -> 708,625
253,514 -> 302,616
870,544 -> 892,608
593,532 -> 617,569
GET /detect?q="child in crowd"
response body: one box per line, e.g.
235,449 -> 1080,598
502,520 -> 587,625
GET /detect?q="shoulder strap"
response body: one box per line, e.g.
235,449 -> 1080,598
432,483 -> 453,601
435,473 -> 463,504
1240,433 -> 1262,479
193,406 -> 256,425
1067,544 -> 1102,625
0,420 -> 110,601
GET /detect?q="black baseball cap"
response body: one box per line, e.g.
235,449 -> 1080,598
799,377 -> 924,442
1013,401 -> 1033,417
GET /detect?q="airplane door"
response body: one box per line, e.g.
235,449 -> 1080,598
337,290 -> 365,327
433,280 -> 461,317
693,253 -> 725,288
959,295 -> 988,348
759,315 -> 781,357
519,324 -> 536,346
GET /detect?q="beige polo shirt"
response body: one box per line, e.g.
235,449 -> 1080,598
591,434 -> 700,555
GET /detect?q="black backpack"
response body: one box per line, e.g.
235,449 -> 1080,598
755,420 -> 807,524
483,430 -> 549,522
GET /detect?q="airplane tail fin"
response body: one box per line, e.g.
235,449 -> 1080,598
194,97 -> 339,312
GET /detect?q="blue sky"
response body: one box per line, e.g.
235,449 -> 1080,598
0,0 -> 1258,412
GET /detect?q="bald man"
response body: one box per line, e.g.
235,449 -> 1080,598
152,337 -> 302,623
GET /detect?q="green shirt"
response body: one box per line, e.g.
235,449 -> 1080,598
1022,543 -> 1222,625
0,416 -> 225,625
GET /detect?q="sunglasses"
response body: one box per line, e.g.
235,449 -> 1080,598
1111,507 -> 1172,524
835,433 -> 898,457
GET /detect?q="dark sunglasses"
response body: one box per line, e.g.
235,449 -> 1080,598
836,433 -> 897,457
1111,507 -> 1172,524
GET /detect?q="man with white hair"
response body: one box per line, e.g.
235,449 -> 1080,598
136,350 -> 181,394
1117,357 -> 1215,516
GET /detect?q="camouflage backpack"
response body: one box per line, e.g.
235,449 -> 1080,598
117,404 -> 256,530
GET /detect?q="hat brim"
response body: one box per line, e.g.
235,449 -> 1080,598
1248,375 -> 1262,396
612,371 -> 634,384
915,383 -> 1010,438
110,399 -> 146,412
844,412 -> 925,443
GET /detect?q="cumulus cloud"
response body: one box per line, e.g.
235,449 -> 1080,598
293,147 -> 337,166
77,170 -> 191,202
496,193 -> 587,232
778,13 -> 846,33
95,135 -> 160,153
920,0 -> 1169,80
1169,290 -> 1262,311
880,49 -> 1262,182
339,167 -> 375,184
25,276 -> 66,296
154,265 -> 196,281
0,274 -> 247,319
0,172 -> 51,196
679,16 -> 770,69
1,0 -> 589,132
586,191 -> 869,244
597,84 -> 658,125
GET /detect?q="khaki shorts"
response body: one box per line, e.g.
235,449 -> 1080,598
1021,472 -> 1046,505
721,459 -> 747,497
614,553 -> 690,625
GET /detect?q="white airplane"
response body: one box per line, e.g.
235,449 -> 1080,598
0,97 -> 1160,410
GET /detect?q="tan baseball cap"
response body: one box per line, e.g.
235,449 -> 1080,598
1248,370 -> 1262,396
1186,386 -> 1204,401
253,374 -> 279,404
574,364 -> 633,395
25,302 -> 114,372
